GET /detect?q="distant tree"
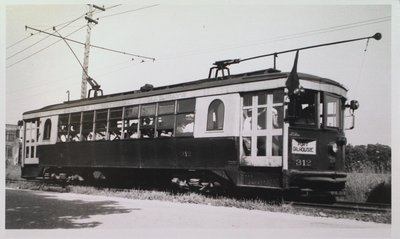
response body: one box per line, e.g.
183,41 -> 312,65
345,144 -> 367,172
366,144 -> 391,172
345,144 -> 391,173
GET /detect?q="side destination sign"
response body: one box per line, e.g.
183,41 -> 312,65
292,139 -> 316,155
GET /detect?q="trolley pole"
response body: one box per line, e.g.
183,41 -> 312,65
80,4 -> 104,99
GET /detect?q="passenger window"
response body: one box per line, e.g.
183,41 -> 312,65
82,111 -> 94,141
125,106 -> 139,118
157,115 -> 175,137
257,136 -> 266,156
157,101 -> 176,137
257,107 -> 267,130
177,98 -> 195,113
70,113 -> 82,142
141,104 -> 156,116
242,109 -> 252,131
207,99 -> 224,131
158,101 -> 175,115
176,99 -> 195,137
43,119 -> 52,140
109,108 -> 123,140
124,106 -> 139,139
95,110 -> 108,141
243,94 -> 252,107
57,114 -> 69,142
243,137 -> 251,156
140,104 -> 156,138
176,113 -> 195,136
272,135 -> 283,156
273,106 -> 283,129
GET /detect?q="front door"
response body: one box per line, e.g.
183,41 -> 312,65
240,89 -> 284,167
23,119 -> 39,165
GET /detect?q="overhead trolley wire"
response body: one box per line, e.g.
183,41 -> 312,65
6,12 -> 86,50
6,25 -> 86,69
7,13 -> 86,60
221,16 -> 391,52
24,26 -> 155,61
99,4 -> 160,19
157,16 -> 390,61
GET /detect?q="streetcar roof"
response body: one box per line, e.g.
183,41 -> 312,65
23,69 -> 347,116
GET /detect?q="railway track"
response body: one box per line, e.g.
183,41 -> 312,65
290,200 -> 391,213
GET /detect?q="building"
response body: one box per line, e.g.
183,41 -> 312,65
6,124 -> 21,165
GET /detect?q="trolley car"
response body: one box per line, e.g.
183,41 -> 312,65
20,33 -> 381,194
20,67 -> 358,194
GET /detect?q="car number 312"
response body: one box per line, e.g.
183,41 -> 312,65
295,159 -> 312,167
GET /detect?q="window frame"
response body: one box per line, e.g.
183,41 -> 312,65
323,92 -> 343,130
206,99 -> 225,131
43,119 -> 52,140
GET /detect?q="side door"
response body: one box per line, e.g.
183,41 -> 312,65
240,89 -> 284,167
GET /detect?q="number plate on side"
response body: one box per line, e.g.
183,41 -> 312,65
292,139 -> 316,155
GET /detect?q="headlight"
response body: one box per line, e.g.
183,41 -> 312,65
329,142 -> 338,154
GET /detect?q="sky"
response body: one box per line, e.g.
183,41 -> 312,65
2,1 -> 395,146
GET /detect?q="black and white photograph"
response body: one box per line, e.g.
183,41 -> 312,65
2,0 -> 398,238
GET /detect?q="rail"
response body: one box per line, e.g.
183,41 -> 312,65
290,200 -> 391,213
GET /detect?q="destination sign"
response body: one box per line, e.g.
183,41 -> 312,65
292,139 -> 316,155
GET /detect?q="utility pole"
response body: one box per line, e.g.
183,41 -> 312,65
81,4 -> 105,99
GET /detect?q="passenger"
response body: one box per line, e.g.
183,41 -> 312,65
177,115 -> 194,134
87,132 -> 94,141
272,107 -> 279,128
242,137 -> 251,156
296,104 -> 315,125
110,131 -> 120,140
272,137 -> 282,156
243,110 -> 252,131
142,117 -> 153,126
72,133 -> 81,142
141,128 -> 154,138
159,129 -> 173,137
95,131 -> 106,140
130,131 -> 139,138
126,121 -> 139,138
183,121 -> 194,133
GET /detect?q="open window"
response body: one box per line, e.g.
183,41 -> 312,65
175,98 -> 195,137
293,90 -> 318,126
109,107 -> 123,140
124,106 -> 139,139
95,110 -> 108,141
207,99 -> 225,131
157,101 -> 175,137
57,114 -> 69,142
82,111 -> 94,141
140,104 -> 156,138
70,113 -> 82,142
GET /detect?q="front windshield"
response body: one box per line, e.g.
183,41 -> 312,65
293,90 -> 318,126
291,91 -> 342,129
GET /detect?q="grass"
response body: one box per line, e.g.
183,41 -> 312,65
5,164 -> 391,224
344,171 -> 391,203
5,162 -> 22,180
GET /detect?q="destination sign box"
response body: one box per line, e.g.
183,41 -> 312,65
292,139 -> 316,155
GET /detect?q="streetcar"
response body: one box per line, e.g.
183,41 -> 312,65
19,33 -> 381,194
